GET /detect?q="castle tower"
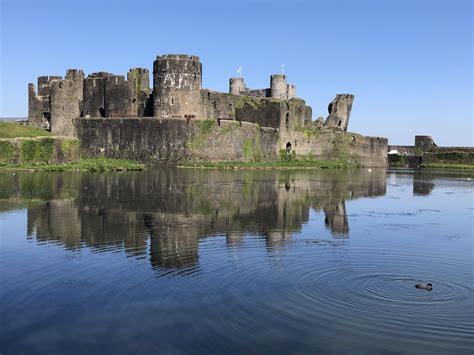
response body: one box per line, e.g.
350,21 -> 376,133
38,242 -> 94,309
153,54 -> 202,118
28,75 -> 62,130
104,75 -> 137,117
287,84 -> 296,99
83,72 -> 111,118
229,77 -> 246,95
270,74 -> 288,99
50,69 -> 84,136
37,76 -> 62,96
324,94 -> 354,132
415,135 -> 437,152
128,68 -> 152,117
128,68 -> 150,92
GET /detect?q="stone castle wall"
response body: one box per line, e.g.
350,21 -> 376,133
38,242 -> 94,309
76,118 -> 279,163
76,118 -> 388,166
280,129 -> 388,167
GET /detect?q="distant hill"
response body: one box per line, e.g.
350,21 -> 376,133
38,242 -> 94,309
0,117 -> 28,122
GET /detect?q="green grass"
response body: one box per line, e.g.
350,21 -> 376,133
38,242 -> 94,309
20,138 -> 55,163
0,122 -> 51,138
0,141 -> 16,164
388,154 -> 407,167
179,159 -> 357,170
1,158 -> 145,172
419,163 -> 474,170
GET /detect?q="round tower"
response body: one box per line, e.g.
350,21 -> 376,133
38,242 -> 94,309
229,77 -> 245,95
153,54 -> 202,118
270,74 -> 287,99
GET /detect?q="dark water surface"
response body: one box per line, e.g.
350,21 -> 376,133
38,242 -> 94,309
0,168 -> 473,354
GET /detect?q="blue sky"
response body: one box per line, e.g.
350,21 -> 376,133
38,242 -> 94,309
0,0 -> 472,145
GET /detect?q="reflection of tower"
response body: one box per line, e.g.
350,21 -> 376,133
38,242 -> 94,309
27,200 -> 82,248
146,216 -> 199,270
226,231 -> 245,247
264,230 -> 292,251
324,200 -> 349,237
413,171 -> 434,196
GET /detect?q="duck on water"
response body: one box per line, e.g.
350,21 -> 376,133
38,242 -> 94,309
415,283 -> 433,290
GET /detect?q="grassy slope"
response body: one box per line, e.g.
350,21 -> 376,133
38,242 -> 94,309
0,122 -> 52,138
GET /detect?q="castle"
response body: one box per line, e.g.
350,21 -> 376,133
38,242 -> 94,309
28,54 -> 354,134
28,54 -> 387,166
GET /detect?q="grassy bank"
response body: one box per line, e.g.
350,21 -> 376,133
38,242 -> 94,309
0,122 -> 52,138
1,158 -> 145,172
419,163 -> 474,170
179,160 -> 358,170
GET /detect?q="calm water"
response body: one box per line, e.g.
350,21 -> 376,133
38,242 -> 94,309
0,168 -> 473,354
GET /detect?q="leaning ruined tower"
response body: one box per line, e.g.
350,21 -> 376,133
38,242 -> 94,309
153,54 -> 202,118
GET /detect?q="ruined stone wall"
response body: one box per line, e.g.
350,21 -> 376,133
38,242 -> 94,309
201,90 -> 240,120
50,70 -> 84,136
187,120 -> 278,162
235,97 -> 311,130
245,88 -> 271,97
76,117 -> 279,163
28,76 -> 62,129
127,68 -> 152,117
28,83 -> 50,129
415,135 -> 437,152
235,97 -> 284,128
280,129 -> 388,167
387,145 -> 416,155
324,94 -> 354,132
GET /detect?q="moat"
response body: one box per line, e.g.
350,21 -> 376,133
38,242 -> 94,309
0,168 -> 473,354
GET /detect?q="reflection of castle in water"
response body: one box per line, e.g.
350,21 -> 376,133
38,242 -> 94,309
0,169 -> 387,272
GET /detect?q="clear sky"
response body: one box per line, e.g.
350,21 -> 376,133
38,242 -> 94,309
0,0 -> 472,145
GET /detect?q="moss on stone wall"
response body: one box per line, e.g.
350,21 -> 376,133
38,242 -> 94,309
0,141 -> 16,165
243,139 -> 254,161
60,139 -> 80,162
196,119 -> 216,134
20,138 -> 55,163
242,127 -> 263,162
220,121 -> 240,134
188,120 -> 216,150
235,96 -> 263,110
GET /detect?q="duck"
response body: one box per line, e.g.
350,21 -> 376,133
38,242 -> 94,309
415,282 -> 432,290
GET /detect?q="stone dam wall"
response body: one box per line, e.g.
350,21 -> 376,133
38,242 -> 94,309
76,118 -> 388,167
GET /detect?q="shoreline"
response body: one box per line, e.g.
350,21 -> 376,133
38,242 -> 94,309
0,158 -> 145,172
